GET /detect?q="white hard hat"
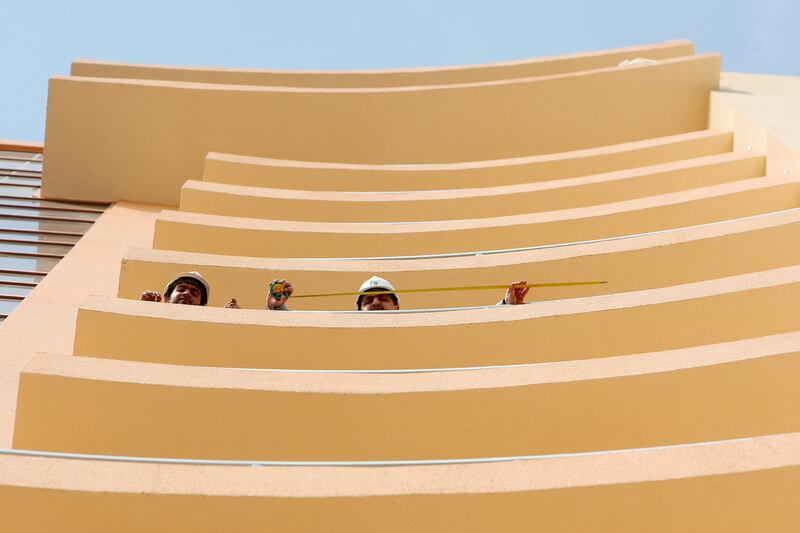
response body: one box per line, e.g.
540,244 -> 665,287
164,271 -> 210,305
356,276 -> 397,309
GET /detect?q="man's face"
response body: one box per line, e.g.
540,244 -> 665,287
360,292 -> 399,311
166,281 -> 203,305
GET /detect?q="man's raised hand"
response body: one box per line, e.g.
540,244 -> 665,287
504,280 -> 530,305
140,290 -> 162,302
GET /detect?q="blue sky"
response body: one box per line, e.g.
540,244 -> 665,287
3,0 -> 798,141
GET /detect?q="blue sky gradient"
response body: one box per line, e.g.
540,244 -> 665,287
3,0 -> 798,140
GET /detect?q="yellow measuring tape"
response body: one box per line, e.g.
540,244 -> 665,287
292,281 -> 607,299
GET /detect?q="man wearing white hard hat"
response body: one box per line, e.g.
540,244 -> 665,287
355,276 -> 400,311
140,271 -> 239,308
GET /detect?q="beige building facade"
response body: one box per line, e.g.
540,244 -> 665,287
1,40 -> 799,530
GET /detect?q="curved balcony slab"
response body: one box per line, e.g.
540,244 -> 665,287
120,209 -> 800,310
154,175 -> 796,258
14,333 -> 800,460
79,265 -> 800,369
182,153 -> 764,222
1,433 -> 799,531
72,40 -> 694,88
43,55 -> 720,205
203,129 -> 733,191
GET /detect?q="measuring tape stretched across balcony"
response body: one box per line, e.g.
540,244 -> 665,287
291,281 -> 607,299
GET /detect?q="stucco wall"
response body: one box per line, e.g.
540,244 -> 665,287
3,53 -> 798,529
